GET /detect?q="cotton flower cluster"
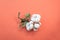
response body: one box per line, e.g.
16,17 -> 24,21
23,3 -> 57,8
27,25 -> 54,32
18,12 -> 41,31
26,14 -> 41,31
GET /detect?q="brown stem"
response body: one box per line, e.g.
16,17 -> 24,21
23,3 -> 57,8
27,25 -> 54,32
18,12 -> 22,20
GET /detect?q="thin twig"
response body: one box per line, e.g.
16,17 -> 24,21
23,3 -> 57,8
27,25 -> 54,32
18,12 -> 22,20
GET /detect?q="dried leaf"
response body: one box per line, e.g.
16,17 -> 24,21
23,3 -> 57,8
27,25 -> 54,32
22,21 -> 28,27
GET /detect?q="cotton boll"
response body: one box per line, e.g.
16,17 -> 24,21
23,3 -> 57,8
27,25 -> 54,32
33,22 -> 41,31
33,23 -> 40,31
34,23 -> 40,29
31,14 -> 41,22
26,22 -> 33,31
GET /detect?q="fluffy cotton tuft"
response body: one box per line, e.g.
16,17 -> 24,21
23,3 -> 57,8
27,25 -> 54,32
26,22 -> 33,31
26,14 -> 41,31
31,14 -> 41,22
34,23 -> 40,29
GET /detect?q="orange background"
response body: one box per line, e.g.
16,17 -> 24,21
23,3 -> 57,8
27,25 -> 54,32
0,0 -> 60,40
